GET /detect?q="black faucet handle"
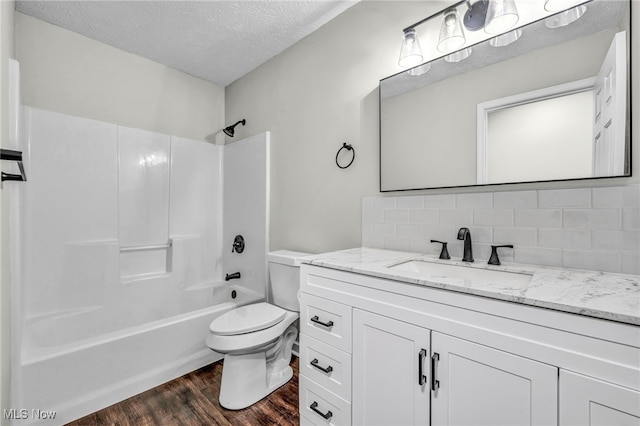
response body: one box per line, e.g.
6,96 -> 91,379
488,245 -> 514,266
430,240 -> 451,260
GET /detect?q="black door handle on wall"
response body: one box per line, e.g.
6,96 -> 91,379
418,349 -> 427,386
431,352 -> 440,391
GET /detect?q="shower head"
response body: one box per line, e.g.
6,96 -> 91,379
223,119 -> 246,137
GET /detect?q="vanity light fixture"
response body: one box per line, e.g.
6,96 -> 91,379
484,0 -> 519,34
437,8 -> 466,52
398,28 -> 423,68
489,28 -> 522,47
544,0 -> 581,12
444,47 -> 472,62
407,62 -> 431,76
544,4 -> 587,28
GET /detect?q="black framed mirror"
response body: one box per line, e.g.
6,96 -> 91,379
380,0 -> 631,192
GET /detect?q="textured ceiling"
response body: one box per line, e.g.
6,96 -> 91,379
15,0 -> 358,86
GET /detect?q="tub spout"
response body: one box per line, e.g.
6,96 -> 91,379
225,272 -> 241,281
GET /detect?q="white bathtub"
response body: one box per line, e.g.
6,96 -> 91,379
14,284 -> 263,426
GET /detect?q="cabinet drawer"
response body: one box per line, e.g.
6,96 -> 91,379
300,375 -> 351,426
300,334 -> 352,401
301,293 -> 352,353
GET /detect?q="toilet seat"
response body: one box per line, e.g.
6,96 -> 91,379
207,307 -> 299,354
210,302 -> 287,336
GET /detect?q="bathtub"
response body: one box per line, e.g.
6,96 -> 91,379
13,284 -> 263,425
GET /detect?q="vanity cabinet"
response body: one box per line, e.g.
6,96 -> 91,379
431,332 -> 557,426
352,309 -> 430,426
560,370 -> 640,425
299,263 -> 640,426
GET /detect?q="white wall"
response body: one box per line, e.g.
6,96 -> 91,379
226,0 -> 639,255
15,12 -> 225,142
0,1 -> 15,422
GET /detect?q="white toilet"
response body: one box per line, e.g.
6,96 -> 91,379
206,250 -> 309,410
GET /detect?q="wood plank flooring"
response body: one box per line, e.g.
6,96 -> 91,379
67,357 -> 299,426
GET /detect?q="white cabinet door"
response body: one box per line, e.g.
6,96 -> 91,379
431,332 -> 558,426
352,309 -> 430,426
560,370 -> 640,426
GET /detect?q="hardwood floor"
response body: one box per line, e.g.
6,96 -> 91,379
67,357 -> 299,426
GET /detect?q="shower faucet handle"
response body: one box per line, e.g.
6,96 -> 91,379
232,235 -> 245,253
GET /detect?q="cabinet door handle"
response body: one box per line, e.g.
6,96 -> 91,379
310,401 -> 333,420
431,352 -> 440,391
418,349 -> 427,386
310,358 -> 333,374
310,315 -> 334,328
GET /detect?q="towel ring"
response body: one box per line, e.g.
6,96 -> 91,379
336,143 -> 355,169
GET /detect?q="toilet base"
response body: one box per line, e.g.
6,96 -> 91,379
218,324 -> 297,410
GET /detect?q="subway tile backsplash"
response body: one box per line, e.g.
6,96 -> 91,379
362,184 -> 640,274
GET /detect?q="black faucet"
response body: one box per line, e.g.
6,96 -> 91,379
225,272 -> 241,281
457,228 -> 474,262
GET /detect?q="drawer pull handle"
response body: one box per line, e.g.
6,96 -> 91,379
310,401 -> 333,420
310,358 -> 334,374
310,315 -> 334,328
418,349 -> 427,386
431,352 -> 440,392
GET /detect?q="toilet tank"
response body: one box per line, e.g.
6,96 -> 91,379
267,250 -> 310,311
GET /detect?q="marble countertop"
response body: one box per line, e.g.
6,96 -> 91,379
302,247 -> 640,326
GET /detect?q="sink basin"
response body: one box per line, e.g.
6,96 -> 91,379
389,260 -> 532,288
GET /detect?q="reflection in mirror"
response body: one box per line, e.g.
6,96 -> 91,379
380,0 -> 630,192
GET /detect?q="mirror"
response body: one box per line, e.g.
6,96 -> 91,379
380,0 -> 631,192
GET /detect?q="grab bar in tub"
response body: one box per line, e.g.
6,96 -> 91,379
1,149 -> 27,182
120,239 -> 173,252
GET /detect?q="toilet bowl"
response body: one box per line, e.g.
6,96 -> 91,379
205,250 -> 309,410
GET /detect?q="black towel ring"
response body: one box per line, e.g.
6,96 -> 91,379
336,143 -> 355,169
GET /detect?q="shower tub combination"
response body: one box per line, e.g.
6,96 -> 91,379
17,284 -> 261,425
11,105 -> 270,425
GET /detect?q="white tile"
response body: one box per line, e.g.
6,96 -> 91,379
538,229 -> 590,250
473,243 -> 496,263
362,235 -> 384,249
423,194 -> 455,209
538,188 -> 591,208
473,209 -> 513,227
456,192 -> 492,209
438,209 -> 473,226
410,239 -> 436,254
493,227 -> 537,246
384,210 -> 409,224
397,224 -> 423,238
383,237 -> 411,251
624,231 -> 640,251
362,197 -> 374,210
373,196 -> 396,210
423,225 -> 456,243
563,209 -> 620,230
622,208 -> 640,230
514,246 -> 562,267
467,226 -> 492,243
493,190 -> 537,209
592,185 -> 640,208
410,209 -> 439,224
563,250 -> 621,273
515,209 -> 562,228
362,208 -> 384,225
397,195 -> 424,210
622,253 -> 640,275
592,230 -> 625,251
373,223 -> 395,237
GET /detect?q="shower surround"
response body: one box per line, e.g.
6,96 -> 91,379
10,106 -> 270,424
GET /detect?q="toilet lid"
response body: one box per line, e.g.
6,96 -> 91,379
209,302 -> 287,336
